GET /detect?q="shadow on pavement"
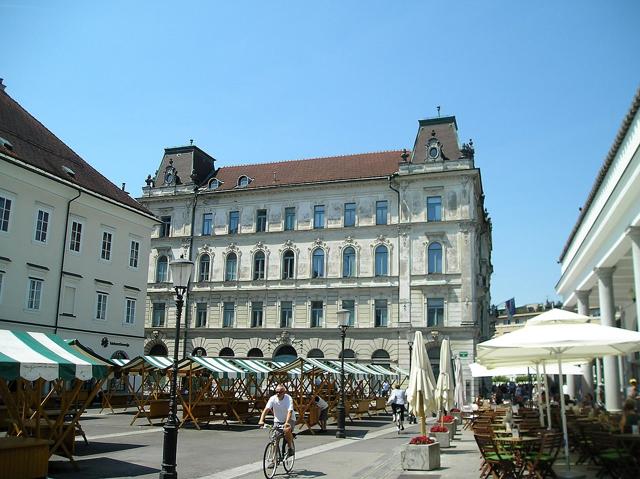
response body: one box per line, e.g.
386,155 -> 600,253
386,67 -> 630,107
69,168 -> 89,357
286,469 -> 327,477
48,457 -> 159,478
73,441 -> 147,456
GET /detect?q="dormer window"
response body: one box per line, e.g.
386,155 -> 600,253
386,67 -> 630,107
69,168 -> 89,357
237,175 -> 250,188
208,178 -> 222,190
427,138 -> 441,161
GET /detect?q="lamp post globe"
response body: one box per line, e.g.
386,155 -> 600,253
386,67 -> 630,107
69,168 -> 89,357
405,327 -> 414,372
335,309 -> 350,439
159,256 -> 193,479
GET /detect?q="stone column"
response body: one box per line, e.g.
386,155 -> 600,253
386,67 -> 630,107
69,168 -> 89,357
575,290 -> 593,398
627,226 -> 640,332
595,267 -> 622,411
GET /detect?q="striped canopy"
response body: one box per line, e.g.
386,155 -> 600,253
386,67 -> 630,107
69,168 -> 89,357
347,362 -> 384,377
270,358 -> 316,377
121,355 -> 175,373
368,364 -> 397,376
110,358 -> 132,367
190,356 -> 248,378
0,330 -> 111,381
391,364 -> 409,377
326,360 -> 366,379
232,358 -> 274,379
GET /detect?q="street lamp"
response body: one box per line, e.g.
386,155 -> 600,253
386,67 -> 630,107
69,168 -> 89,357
405,327 -> 414,372
160,256 -> 193,479
335,308 -> 350,439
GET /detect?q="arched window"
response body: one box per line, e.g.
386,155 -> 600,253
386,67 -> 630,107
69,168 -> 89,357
428,242 -> 442,274
111,350 -> 129,360
273,345 -> 298,363
192,347 -> 207,357
208,178 -> 221,190
237,176 -> 250,187
342,247 -> 356,278
156,256 -> 168,282
199,254 -> 210,282
307,348 -> 324,358
225,252 -> 237,281
374,245 -> 388,276
312,248 -> 324,278
339,349 -> 356,359
282,250 -> 295,279
371,349 -> 390,367
253,251 -> 265,280
247,348 -> 264,358
219,347 -> 235,357
148,343 -> 168,356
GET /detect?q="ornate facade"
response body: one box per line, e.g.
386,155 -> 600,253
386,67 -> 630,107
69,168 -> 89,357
139,116 -> 492,399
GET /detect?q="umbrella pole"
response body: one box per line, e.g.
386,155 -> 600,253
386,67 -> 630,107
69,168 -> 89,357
535,363 -> 544,427
557,354 -> 571,471
418,391 -> 426,435
543,363 -> 552,430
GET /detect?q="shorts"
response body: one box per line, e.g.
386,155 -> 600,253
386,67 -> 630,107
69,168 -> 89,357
275,417 -> 295,429
319,407 -> 328,421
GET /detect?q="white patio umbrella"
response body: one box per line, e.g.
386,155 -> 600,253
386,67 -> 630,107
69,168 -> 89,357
434,337 -> 454,415
478,308 -> 640,473
454,355 -> 466,408
470,361 -> 586,377
406,331 -> 437,434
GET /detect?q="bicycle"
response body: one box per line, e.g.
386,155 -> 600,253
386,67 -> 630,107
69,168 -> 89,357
392,405 -> 405,433
262,423 -> 295,478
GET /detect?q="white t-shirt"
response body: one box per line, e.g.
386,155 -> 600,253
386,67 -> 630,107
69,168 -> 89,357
315,397 -> 328,411
266,393 -> 296,424
387,388 -> 407,405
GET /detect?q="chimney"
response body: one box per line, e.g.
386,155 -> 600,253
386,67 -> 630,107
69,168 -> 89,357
0,79 -> 5,92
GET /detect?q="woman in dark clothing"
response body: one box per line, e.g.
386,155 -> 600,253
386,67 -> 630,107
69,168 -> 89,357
620,399 -> 639,434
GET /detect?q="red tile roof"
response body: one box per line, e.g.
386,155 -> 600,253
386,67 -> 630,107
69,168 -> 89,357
0,88 -> 152,216
211,151 -> 405,191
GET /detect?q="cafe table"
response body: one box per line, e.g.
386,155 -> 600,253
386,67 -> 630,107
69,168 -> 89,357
494,436 -> 541,478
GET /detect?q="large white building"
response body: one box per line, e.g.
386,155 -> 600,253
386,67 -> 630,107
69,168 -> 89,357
140,116 -> 492,399
556,87 -> 640,411
0,82 -> 157,358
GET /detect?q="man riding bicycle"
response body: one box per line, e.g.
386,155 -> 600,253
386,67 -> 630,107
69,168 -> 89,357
259,384 -> 296,456
387,383 -> 407,431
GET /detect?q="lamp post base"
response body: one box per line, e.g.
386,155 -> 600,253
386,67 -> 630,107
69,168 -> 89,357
336,403 -> 346,438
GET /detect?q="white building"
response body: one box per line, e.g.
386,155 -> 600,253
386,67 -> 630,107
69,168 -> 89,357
0,81 -> 157,358
140,115 -> 492,398
556,87 -> 640,411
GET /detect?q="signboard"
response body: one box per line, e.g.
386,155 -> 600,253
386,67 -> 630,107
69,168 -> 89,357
459,351 -> 468,358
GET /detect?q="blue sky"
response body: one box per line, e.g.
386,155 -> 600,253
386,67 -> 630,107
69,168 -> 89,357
2,1 -> 639,306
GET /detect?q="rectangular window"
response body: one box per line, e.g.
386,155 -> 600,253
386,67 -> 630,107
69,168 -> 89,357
69,221 -> 82,252
284,207 -> 296,231
344,202 -> 356,227
280,301 -> 293,328
256,209 -> 267,232
313,205 -> 324,229
35,209 -> 50,243
160,216 -> 171,237
196,302 -> 207,327
129,240 -> 140,268
376,201 -> 388,225
152,303 -> 166,327
27,278 -> 43,310
311,301 -> 323,328
427,196 -> 442,221
101,231 -> 113,261
375,299 -> 388,327
125,298 -> 136,324
62,285 -> 76,316
229,211 -> 239,234
202,213 -> 213,235
96,292 -> 108,320
342,299 -> 355,326
251,301 -> 263,328
254,253 -> 265,280
0,196 -> 11,232
427,298 -> 445,327
223,302 -> 235,327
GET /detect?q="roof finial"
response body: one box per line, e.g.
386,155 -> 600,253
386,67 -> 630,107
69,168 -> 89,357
437,105 -> 441,117
190,139 -> 194,146
400,149 -> 409,162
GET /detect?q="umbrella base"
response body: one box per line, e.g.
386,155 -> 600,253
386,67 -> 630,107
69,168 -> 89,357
554,465 -> 587,479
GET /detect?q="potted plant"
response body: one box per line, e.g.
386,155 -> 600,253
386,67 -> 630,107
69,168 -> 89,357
450,407 -> 462,424
429,424 -> 450,448
401,435 -> 441,471
441,414 -> 456,438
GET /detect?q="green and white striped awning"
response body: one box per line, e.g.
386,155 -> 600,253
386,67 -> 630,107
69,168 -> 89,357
270,358 -> 316,377
121,355 -> 175,373
348,362 -> 384,377
390,365 -> 409,377
368,364 -> 397,376
326,360 -> 366,379
232,359 -> 273,379
190,356 -> 248,379
111,358 -> 132,367
0,330 -> 111,381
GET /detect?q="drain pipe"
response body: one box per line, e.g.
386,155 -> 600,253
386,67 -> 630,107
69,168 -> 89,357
388,173 -> 406,326
183,187 -> 199,358
54,189 -> 81,334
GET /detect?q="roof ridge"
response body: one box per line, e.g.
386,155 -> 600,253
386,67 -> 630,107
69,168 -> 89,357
219,150 -> 405,169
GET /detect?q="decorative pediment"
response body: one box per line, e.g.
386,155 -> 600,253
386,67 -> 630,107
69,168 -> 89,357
280,240 -> 299,255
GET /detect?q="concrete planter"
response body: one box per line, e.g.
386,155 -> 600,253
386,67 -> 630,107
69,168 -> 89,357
452,411 -> 462,425
401,443 -> 441,471
444,421 -> 456,439
429,431 -> 450,448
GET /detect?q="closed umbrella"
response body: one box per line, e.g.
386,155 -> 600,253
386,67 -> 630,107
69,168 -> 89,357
454,355 -> 466,409
434,337 -> 454,415
406,331 -> 437,434
478,308 -> 640,473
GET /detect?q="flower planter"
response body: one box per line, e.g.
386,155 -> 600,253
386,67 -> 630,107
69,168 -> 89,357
429,431 -> 450,448
452,411 -> 462,424
444,421 -> 456,439
401,442 -> 441,470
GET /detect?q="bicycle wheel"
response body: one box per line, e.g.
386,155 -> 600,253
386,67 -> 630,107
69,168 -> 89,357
283,442 -> 295,472
263,442 -> 278,479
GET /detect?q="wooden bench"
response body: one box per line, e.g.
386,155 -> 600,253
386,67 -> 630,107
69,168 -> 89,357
0,437 -> 51,479
353,399 -> 372,419
149,399 -> 170,420
370,397 -> 388,415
